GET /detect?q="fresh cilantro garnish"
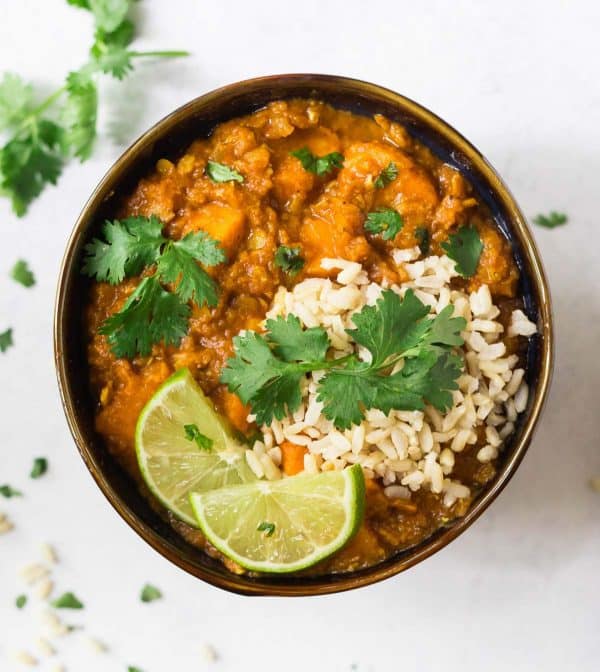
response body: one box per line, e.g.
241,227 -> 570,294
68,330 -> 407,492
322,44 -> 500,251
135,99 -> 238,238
140,584 -> 162,603
441,225 -> 483,277
274,245 -> 304,276
82,216 -> 224,358
184,424 -> 213,451
205,160 -> 244,183
290,147 -> 344,176
374,162 -> 398,188
257,521 -> 276,537
0,484 -> 22,498
128,667 -> 143,672
221,290 -> 465,429
0,2 -> 188,216
0,328 -> 14,353
10,259 -> 35,288
51,592 -> 84,609
16,594 -> 27,609
364,208 -> 404,241
415,227 -> 430,255
533,211 -> 568,229
30,457 -> 48,479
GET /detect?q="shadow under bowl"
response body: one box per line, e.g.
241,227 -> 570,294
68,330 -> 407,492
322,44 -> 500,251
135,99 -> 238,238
54,74 -> 553,596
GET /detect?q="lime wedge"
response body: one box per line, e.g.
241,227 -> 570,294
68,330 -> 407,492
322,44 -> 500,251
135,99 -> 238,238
135,368 -> 255,526
189,464 -> 365,573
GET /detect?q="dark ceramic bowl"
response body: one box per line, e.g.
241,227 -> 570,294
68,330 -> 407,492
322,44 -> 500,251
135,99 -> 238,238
54,74 -> 553,596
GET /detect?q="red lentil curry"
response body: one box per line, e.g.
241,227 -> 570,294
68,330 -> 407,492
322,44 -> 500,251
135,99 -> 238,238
85,99 -> 520,575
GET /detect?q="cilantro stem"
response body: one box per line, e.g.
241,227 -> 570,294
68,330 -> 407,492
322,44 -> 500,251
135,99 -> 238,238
14,86 -> 67,134
130,50 -> 191,59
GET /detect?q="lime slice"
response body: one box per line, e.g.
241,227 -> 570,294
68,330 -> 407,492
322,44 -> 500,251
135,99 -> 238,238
135,368 -> 255,526
189,464 -> 365,573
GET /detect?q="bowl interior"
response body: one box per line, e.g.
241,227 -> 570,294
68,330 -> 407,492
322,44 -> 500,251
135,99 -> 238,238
55,74 -> 552,596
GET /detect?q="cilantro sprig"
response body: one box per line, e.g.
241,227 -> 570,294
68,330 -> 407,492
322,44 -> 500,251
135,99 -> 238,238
0,1 -> 188,216
82,216 -> 225,358
221,290 -> 466,430
442,225 -> 483,278
290,147 -> 344,176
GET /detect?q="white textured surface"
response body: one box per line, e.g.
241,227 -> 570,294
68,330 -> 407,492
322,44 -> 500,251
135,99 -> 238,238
0,1 -> 599,670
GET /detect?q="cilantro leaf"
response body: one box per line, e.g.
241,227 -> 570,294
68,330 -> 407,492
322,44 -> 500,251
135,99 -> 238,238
257,521 -> 275,537
99,276 -> 190,358
415,226 -> 430,255
347,290 -> 431,368
67,0 -> 91,8
184,424 -> 213,451
51,592 -> 84,609
0,73 -> 33,131
533,211 -> 568,229
140,583 -> 162,603
128,667 -> 143,672
62,71 -> 98,161
157,232 -> 225,306
274,245 -> 304,276
317,362 -> 377,429
266,315 -> 329,362
0,484 -> 22,498
374,162 -> 398,188
206,160 -> 244,183
16,595 -> 27,609
11,259 -> 35,288
441,225 -> 483,277
0,120 -> 65,216
30,457 -> 48,479
92,44 -> 134,79
88,0 -> 130,33
221,330 -> 305,425
82,216 -> 165,284
290,147 -> 344,176
0,328 -> 13,353
364,208 -> 403,241
93,19 -> 135,53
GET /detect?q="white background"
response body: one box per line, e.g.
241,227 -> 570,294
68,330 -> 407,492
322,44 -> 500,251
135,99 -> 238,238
1,0 -> 599,670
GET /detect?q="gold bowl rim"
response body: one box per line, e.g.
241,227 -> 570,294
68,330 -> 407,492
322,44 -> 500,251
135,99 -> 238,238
54,73 -> 554,596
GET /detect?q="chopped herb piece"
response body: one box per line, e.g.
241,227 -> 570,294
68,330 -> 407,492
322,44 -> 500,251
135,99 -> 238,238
257,521 -> 276,537
82,217 -> 224,358
183,424 -> 213,451
0,328 -> 14,353
127,667 -> 143,672
415,227 -> 430,255
11,259 -> 36,287
441,225 -> 483,277
30,458 -> 48,479
206,160 -> 244,183
140,584 -> 162,603
221,290 -> 465,430
274,245 -> 304,276
364,208 -> 404,241
290,147 -> 344,176
374,162 -> 398,188
16,594 -> 27,609
51,592 -> 84,609
533,211 -> 568,229
0,484 -> 22,498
